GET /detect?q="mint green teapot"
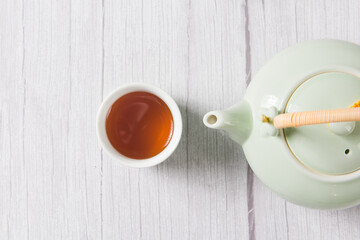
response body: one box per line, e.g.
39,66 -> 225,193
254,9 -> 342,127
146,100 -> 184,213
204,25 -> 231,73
203,40 -> 360,209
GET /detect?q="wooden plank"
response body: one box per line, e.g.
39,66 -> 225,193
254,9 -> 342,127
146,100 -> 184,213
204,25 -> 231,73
0,0 -> 27,239
9,0 -> 103,238
248,0 -> 360,239
186,0 -> 249,239
66,0 -> 103,238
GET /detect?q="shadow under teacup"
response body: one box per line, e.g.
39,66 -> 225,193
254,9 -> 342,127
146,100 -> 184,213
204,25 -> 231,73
96,83 -> 182,168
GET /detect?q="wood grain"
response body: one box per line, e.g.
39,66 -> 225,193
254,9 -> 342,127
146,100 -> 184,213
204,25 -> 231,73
0,0 -> 27,239
273,108 -> 360,129
1,0 -> 360,239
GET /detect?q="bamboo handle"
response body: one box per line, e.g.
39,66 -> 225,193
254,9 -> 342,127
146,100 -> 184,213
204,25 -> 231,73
273,108 -> 360,129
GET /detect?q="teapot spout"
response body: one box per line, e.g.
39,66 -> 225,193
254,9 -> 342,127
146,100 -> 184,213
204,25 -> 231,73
203,100 -> 253,145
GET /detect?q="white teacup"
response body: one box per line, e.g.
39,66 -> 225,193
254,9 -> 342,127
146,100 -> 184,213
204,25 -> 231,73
96,83 -> 182,168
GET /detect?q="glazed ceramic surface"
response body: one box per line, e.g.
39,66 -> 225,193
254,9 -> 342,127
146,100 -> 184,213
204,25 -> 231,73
204,40 -> 360,209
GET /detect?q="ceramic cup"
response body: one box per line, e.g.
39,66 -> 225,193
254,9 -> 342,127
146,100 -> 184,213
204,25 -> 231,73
96,83 -> 182,168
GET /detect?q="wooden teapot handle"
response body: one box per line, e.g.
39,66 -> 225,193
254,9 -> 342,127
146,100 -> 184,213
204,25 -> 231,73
273,108 -> 360,129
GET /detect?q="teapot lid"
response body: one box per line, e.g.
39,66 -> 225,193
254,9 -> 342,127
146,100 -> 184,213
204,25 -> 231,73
285,72 -> 360,175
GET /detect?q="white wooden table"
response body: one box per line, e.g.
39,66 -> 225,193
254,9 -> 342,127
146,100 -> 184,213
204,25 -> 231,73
2,0 -> 360,239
